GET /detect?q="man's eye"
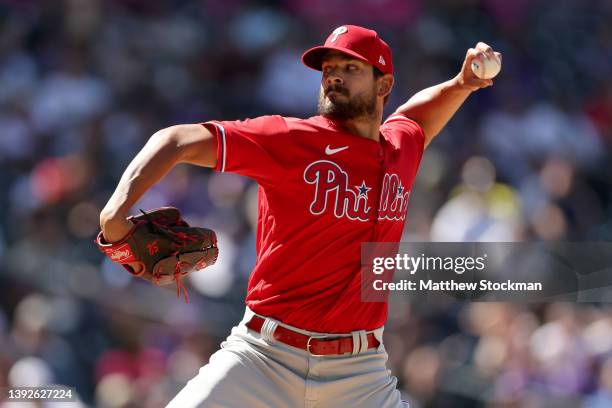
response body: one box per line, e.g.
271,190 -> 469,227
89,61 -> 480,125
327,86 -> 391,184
347,65 -> 358,71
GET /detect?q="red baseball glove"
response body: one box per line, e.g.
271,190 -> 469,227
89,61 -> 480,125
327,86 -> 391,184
95,207 -> 218,302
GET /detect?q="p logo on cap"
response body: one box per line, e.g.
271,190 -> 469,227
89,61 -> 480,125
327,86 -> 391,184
330,26 -> 348,43
301,24 -> 394,76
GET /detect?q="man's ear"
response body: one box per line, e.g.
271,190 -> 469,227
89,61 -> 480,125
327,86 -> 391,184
377,74 -> 394,98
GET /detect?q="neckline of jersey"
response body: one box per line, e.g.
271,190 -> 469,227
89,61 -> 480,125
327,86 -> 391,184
315,115 -> 386,146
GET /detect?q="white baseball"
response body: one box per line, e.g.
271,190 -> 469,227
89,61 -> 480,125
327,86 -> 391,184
471,53 -> 501,79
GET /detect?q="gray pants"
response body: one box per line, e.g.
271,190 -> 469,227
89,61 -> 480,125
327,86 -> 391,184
166,307 -> 407,408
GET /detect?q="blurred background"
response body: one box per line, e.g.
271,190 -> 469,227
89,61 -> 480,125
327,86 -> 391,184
1,0 -> 612,407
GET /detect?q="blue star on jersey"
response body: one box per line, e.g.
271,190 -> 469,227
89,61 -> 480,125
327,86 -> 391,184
356,181 -> 372,197
396,185 -> 404,198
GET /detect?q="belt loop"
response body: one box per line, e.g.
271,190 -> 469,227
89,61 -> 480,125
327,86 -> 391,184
358,330 -> 368,354
260,318 -> 279,343
351,331 -> 360,356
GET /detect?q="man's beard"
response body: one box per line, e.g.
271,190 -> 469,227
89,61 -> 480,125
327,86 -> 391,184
317,85 -> 377,121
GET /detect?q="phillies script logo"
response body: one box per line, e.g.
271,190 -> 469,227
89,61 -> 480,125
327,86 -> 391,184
303,160 -> 371,221
303,160 -> 411,222
378,173 -> 411,221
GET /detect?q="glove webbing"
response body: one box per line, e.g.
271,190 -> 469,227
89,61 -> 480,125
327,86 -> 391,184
140,210 -> 202,303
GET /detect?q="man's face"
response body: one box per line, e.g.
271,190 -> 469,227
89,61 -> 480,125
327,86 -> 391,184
317,51 -> 378,121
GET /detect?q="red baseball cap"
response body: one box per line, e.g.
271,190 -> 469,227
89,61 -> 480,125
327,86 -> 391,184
302,25 -> 393,75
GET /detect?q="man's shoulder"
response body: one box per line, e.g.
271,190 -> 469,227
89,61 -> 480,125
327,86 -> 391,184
381,112 -> 421,128
277,115 -> 335,135
212,114 -> 289,134
283,115 -> 325,126
380,113 -> 425,138
236,114 -> 322,128
210,115 -> 333,139
380,112 -> 426,153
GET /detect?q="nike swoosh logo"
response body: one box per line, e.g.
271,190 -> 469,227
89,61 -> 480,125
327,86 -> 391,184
325,145 -> 349,155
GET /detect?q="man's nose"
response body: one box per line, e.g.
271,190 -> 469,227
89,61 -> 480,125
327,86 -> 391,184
325,72 -> 344,85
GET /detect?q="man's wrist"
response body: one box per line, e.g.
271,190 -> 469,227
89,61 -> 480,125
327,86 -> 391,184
100,206 -> 131,231
99,214 -> 134,244
100,207 -> 126,226
450,75 -> 476,93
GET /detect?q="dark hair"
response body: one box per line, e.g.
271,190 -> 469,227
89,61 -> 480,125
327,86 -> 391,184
373,67 -> 390,106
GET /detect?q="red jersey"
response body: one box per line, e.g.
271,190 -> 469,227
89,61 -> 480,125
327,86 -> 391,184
203,114 -> 424,333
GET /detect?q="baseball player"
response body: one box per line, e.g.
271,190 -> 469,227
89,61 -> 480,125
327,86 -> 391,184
99,25 -> 500,407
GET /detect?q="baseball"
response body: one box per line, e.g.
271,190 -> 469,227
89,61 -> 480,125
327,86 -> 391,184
471,53 -> 501,79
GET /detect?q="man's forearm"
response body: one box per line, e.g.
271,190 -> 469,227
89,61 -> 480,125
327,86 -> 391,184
100,128 -> 182,229
395,76 -> 472,146
99,123 -> 216,242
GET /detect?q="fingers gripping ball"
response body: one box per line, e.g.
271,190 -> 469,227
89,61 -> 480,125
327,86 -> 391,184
471,52 -> 502,79
96,207 -> 219,302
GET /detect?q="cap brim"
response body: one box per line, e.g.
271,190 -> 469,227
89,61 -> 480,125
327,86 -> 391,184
301,46 -> 372,71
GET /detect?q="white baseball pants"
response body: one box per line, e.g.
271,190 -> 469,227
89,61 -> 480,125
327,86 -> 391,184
166,307 -> 408,408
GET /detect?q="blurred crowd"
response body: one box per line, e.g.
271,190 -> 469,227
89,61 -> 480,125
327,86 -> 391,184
1,0 -> 612,407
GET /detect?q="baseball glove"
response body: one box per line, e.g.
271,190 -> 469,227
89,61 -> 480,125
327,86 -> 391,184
95,207 -> 218,302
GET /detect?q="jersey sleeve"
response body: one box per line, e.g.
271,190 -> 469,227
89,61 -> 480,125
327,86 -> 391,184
381,113 -> 426,149
201,115 -> 288,185
381,113 -> 426,176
